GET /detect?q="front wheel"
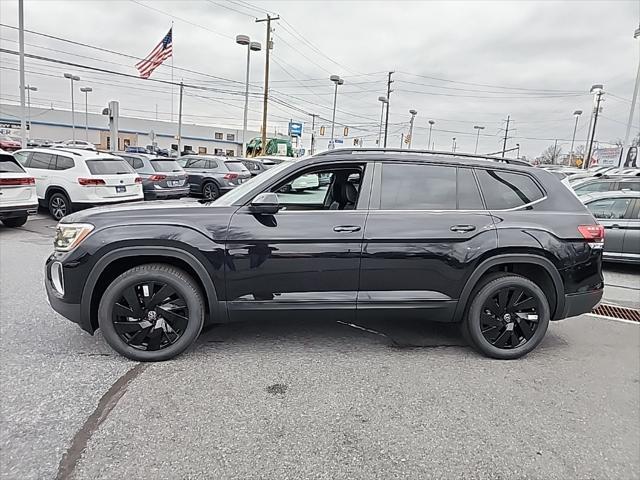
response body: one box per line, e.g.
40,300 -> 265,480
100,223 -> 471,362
98,263 -> 205,361
2,215 -> 28,227
464,274 -> 550,360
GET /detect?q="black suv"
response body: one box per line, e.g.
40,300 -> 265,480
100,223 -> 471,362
45,149 -> 604,361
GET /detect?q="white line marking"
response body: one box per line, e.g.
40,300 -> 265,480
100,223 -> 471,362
585,313 -> 640,325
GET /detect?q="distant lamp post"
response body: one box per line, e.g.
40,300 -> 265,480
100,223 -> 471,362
473,125 -> 485,154
24,85 -> 37,136
408,109 -> 417,149
516,143 -> 520,159
63,73 -> 80,142
570,109 -> 582,165
236,34 -> 261,156
329,75 -> 344,149
80,87 -> 92,142
452,137 -> 457,153
428,120 -> 435,150
377,96 -> 388,146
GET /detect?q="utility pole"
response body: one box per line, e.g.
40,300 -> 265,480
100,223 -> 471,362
18,0 -> 26,148
623,27 -> 640,147
501,115 -> 510,157
256,14 -> 279,156
408,109 -> 417,149
584,86 -> 604,169
428,120 -> 435,150
553,139 -> 558,164
310,113 -> 318,155
177,81 -> 184,155
383,71 -> 394,148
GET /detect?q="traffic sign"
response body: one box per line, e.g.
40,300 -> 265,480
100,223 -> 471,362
288,121 -> 303,137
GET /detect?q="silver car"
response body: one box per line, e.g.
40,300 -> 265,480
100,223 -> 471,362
582,190 -> 640,264
118,153 -> 189,200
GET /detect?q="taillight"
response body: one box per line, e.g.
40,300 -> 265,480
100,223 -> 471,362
0,177 -> 35,186
578,224 -> 605,242
223,173 -> 239,180
135,177 -> 143,183
77,178 -> 106,186
148,175 -> 166,182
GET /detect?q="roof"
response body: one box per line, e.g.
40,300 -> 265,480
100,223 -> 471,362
580,190 -> 640,202
17,147 -> 122,159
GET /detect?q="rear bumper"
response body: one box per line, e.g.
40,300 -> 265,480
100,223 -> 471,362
144,187 -> 190,199
0,203 -> 38,219
557,289 -> 604,320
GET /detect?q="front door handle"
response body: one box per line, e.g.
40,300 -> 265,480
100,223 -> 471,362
450,224 -> 476,232
610,224 -> 620,229
333,225 -> 361,233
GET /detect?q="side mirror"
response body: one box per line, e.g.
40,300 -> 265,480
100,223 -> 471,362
250,192 -> 281,215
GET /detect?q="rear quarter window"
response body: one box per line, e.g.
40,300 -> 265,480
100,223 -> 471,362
475,169 -> 544,209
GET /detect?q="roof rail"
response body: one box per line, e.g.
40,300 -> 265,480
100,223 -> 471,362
313,148 -> 531,166
48,148 -> 83,156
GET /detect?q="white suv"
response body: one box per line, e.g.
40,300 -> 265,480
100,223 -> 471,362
0,152 -> 37,227
14,148 -> 143,220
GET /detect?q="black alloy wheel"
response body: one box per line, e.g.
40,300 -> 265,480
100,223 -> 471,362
98,264 -> 204,361
49,193 -> 70,220
202,182 -> 220,200
464,273 -> 550,360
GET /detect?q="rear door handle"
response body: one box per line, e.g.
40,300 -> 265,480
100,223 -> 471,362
333,225 -> 361,233
610,224 -> 620,229
450,224 -> 476,232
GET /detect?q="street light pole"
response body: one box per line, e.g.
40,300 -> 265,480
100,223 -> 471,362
428,120 -> 435,150
25,85 -> 37,137
408,109 -> 417,149
377,96 -> 387,146
329,75 -> 344,149
236,35 -> 261,157
570,109 -> 582,165
473,125 -> 485,153
452,137 -> 457,152
80,87 -> 92,142
63,73 -> 80,142
516,143 -> 520,159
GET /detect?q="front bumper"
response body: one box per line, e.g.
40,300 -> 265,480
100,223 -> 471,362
45,257 -> 94,334
0,203 -> 38,219
558,288 -> 604,319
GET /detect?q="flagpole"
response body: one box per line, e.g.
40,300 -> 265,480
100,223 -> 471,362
170,21 -> 174,123
177,81 -> 184,155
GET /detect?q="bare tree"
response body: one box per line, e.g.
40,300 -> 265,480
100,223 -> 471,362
611,138 -> 624,147
540,143 -> 563,164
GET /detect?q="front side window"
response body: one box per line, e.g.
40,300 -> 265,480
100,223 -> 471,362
475,169 -> 544,209
30,152 -> 55,169
380,163 -> 456,210
587,197 -> 633,219
185,158 -> 207,168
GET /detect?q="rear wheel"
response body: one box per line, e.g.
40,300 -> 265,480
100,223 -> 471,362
202,182 -> 220,200
464,273 -> 550,360
98,263 -> 205,361
2,215 -> 28,227
48,192 -> 71,220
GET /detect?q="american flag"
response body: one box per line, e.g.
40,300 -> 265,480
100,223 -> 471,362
135,28 -> 173,79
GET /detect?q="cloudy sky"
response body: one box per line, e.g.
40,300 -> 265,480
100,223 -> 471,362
0,0 -> 638,157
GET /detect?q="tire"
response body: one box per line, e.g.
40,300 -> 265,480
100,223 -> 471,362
2,215 -> 28,227
48,192 -> 71,220
202,182 -> 220,200
98,263 -> 205,361
463,273 -> 550,360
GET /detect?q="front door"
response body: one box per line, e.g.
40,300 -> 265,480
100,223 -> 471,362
224,162 -> 371,322
359,162 -> 497,321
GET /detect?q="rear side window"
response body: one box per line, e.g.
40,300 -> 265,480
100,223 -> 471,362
619,180 -> 640,192
225,161 -> 248,172
475,169 -> 544,209
0,155 -> 25,173
86,159 -> 133,175
381,163 -> 456,210
575,181 -> 613,194
55,155 -> 74,170
186,158 -> 207,168
207,160 -> 219,169
587,197 -> 634,219
457,168 -> 483,209
30,152 -> 55,169
124,158 -> 144,170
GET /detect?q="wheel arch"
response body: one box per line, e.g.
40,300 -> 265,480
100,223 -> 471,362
81,246 -> 223,334
45,185 -> 71,201
454,254 -> 564,322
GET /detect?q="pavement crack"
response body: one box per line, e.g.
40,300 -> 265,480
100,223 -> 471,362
336,320 -> 403,346
55,362 -> 148,480
336,321 -> 466,349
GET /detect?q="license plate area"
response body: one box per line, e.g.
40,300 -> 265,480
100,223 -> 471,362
116,186 -> 126,193
168,180 -> 182,187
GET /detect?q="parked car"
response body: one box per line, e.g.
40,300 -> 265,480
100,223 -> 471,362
0,152 -> 37,227
581,191 -> 640,264
45,148 -> 603,362
146,145 -> 169,157
14,148 -> 143,220
125,146 -> 150,154
51,140 -> 95,150
27,138 -> 53,148
0,135 -> 21,152
119,154 -> 189,200
572,175 -> 640,196
177,155 -> 251,200
241,158 -> 270,176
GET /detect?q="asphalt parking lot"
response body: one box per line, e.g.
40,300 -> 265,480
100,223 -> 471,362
1,214 -> 639,480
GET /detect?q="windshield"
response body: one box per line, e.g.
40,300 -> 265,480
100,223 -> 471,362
0,155 -> 25,173
151,159 -> 182,172
212,161 -> 292,206
86,158 -> 134,175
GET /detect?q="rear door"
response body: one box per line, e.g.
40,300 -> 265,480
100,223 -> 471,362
585,196 -> 635,255
359,162 -> 496,321
84,158 -> 140,199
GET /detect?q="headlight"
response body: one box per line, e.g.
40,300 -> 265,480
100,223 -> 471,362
54,223 -> 94,252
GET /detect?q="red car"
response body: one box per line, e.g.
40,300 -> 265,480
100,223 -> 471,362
0,135 -> 22,152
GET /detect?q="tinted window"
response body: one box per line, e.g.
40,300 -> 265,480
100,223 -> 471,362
575,181 -> 613,193
86,159 -> 133,175
30,152 -> 55,169
225,161 -> 248,172
381,163 -> 456,210
13,151 -> 31,167
55,155 -> 74,170
207,160 -> 219,169
185,158 -> 207,168
587,197 -> 634,219
151,160 -> 181,172
0,155 -> 25,173
457,168 -> 483,209
475,169 -> 544,209
619,180 -> 640,192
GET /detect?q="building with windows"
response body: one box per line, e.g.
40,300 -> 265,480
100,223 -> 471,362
0,103 -> 261,156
